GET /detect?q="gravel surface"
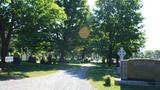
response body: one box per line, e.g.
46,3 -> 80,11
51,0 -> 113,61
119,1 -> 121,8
0,65 -> 95,90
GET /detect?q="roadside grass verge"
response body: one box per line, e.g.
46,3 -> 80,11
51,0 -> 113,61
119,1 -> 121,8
86,63 -> 160,90
0,62 -> 81,80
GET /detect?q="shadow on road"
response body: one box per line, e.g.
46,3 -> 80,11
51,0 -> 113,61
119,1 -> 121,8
65,66 -> 92,79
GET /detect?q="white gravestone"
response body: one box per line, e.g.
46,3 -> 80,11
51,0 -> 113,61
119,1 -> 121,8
22,54 -> 27,61
117,47 -> 126,61
117,47 -> 126,75
5,56 -> 14,62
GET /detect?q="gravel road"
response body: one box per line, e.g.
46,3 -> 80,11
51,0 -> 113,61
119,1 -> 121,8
0,65 -> 95,90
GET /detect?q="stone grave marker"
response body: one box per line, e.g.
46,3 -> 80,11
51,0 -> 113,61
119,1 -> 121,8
117,47 -> 126,61
22,54 -> 27,61
5,56 -> 13,62
124,59 -> 160,81
117,47 -> 126,75
116,59 -> 160,86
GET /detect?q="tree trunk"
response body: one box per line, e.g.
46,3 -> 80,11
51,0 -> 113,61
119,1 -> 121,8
0,0 -> 14,63
0,25 -> 6,63
102,57 -> 105,64
81,47 -> 86,61
116,55 -> 119,67
1,36 -> 11,63
1,41 -> 6,63
59,49 -> 65,63
108,55 -> 112,67
0,26 -> 12,63
108,32 -> 112,67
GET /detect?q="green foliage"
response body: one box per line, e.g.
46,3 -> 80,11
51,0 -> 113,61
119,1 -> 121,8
46,0 -> 91,62
1,0 -> 146,64
13,52 -> 20,58
92,0 -> 145,62
11,0 -> 91,63
13,0 -> 67,54
144,50 -> 160,58
0,0 -> 67,63
132,50 -> 160,58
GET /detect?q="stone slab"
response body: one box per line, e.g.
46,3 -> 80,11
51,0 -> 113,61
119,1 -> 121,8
115,78 -> 160,87
121,59 -> 160,81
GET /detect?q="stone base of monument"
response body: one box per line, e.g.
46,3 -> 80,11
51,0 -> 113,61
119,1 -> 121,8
115,78 -> 160,87
116,67 -> 120,75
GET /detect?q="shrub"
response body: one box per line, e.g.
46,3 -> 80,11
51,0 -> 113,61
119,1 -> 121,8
28,55 -> 37,63
104,75 -> 111,86
0,62 -> 7,71
13,52 -> 21,65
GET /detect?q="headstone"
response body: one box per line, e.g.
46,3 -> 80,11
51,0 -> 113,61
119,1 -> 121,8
122,59 -> 160,81
116,59 -> 160,86
22,54 -> 27,61
5,56 -> 13,62
121,60 -> 128,79
117,47 -> 126,61
117,47 -> 126,75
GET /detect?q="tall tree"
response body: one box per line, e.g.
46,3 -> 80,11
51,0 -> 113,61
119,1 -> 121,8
14,0 -> 66,54
93,0 -> 145,66
0,0 -> 66,63
52,0 -> 90,63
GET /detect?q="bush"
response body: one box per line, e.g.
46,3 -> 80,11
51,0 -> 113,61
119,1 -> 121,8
46,54 -> 53,64
104,75 -> 111,86
42,54 -> 57,64
0,62 -> 7,71
13,52 -> 21,65
28,55 -> 37,63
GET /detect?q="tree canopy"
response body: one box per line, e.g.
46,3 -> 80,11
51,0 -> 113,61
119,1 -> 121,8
92,0 -> 145,66
48,0 -> 91,62
0,0 -> 67,62
0,0 -> 145,65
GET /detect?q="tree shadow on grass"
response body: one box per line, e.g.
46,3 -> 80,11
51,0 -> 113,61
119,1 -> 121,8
0,73 -> 29,81
86,64 -> 119,82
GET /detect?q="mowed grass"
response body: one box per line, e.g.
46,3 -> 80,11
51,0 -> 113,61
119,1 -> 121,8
86,64 -> 160,90
0,62 -> 81,80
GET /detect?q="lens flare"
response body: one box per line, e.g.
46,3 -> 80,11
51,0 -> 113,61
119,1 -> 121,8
79,26 -> 90,39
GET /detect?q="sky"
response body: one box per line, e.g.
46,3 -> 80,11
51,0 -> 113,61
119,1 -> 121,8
87,0 -> 160,50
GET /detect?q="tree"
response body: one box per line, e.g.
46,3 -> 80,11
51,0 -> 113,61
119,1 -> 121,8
0,0 -> 66,63
14,0 -> 66,54
49,0 -> 90,63
143,50 -> 160,59
93,0 -> 145,66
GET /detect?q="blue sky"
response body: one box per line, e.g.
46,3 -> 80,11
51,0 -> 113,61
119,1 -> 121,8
87,0 -> 160,50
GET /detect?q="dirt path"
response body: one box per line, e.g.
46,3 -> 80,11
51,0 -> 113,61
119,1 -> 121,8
0,64 -> 95,90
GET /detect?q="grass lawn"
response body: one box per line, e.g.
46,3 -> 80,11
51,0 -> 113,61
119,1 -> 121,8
0,62 -> 81,80
86,64 -> 160,90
